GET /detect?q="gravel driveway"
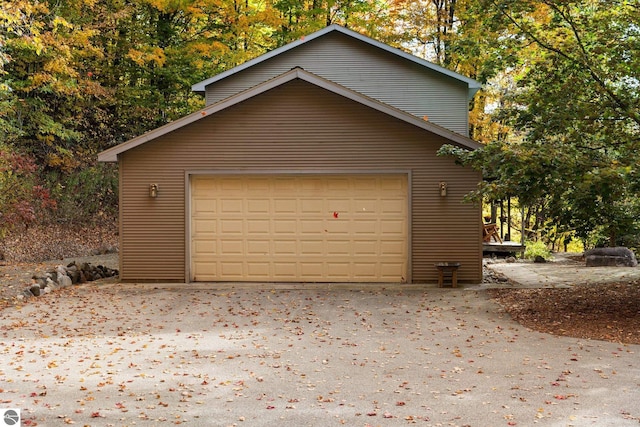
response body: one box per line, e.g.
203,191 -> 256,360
1,282 -> 639,426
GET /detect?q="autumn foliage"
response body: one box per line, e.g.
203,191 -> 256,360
0,146 -> 56,237
1,0 -> 638,251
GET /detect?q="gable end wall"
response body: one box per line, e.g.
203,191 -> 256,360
204,33 -> 470,136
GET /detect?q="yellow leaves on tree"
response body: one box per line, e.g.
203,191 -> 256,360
127,47 -> 167,68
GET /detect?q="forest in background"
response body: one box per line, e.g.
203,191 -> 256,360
1,0 -> 638,258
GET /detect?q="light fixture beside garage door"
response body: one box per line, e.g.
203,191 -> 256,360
439,181 -> 448,197
149,183 -> 159,198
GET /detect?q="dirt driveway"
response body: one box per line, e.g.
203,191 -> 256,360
1,282 -> 639,426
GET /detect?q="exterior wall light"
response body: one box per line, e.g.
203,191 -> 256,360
149,184 -> 158,198
439,181 -> 448,197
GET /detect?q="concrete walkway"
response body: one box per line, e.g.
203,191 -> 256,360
484,252 -> 640,288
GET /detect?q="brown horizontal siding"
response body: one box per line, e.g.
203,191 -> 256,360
120,79 -> 481,283
118,155 -> 186,281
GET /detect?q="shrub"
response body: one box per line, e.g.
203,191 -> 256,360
0,145 -> 56,238
524,240 -> 552,261
44,163 -> 118,225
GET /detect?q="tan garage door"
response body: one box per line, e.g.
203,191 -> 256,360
190,174 -> 408,282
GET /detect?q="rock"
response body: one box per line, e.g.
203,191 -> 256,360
12,259 -> 120,301
58,274 -> 72,287
483,266 -> 511,284
29,285 -> 41,297
506,256 -> 517,263
33,277 -> 47,289
585,246 -> 638,267
70,270 -> 81,284
534,255 -> 547,263
56,265 -> 67,277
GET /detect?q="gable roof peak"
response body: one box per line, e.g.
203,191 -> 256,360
191,24 -> 481,99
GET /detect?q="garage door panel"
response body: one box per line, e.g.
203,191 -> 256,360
300,240 -> 324,254
352,177 -> 377,190
353,199 -> 379,214
326,178 -> 350,191
380,263 -> 405,280
326,262 -> 350,278
247,219 -> 270,234
220,219 -> 243,234
274,198 -> 297,213
353,219 -> 378,234
220,178 -> 243,190
381,177 -> 405,190
247,240 -> 269,255
245,179 -> 270,192
193,240 -> 216,255
192,199 -> 217,214
221,262 -> 243,277
191,174 -> 407,282
193,262 -> 217,278
380,219 -> 405,235
326,239 -> 350,255
381,199 -> 406,214
353,263 -> 378,279
221,239 -> 243,254
301,199 -> 323,213
192,219 -> 216,233
380,240 -> 406,255
325,221 -> 350,234
247,199 -> 270,213
221,199 -> 243,213
327,198 -> 350,211
274,262 -> 297,278
273,240 -> 297,255
274,179 -> 296,191
300,262 -> 324,279
273,220 -> 296,235
353,240 -> 377,255
300,219 -> 322,234
247,262 -> 269,278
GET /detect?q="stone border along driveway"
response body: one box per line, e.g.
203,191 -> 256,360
1,275 -> 639,426
0,254 -> 120,305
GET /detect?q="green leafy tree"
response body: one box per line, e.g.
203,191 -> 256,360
441,0 -> 640,247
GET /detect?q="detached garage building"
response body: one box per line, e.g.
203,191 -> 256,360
98,25 -> 483,284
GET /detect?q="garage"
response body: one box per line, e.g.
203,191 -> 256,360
190,174 -> 408,282
98,37 -> 484,284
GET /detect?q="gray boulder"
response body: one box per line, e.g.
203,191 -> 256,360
585,246 -> 638,267
58,274 -> 72,287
